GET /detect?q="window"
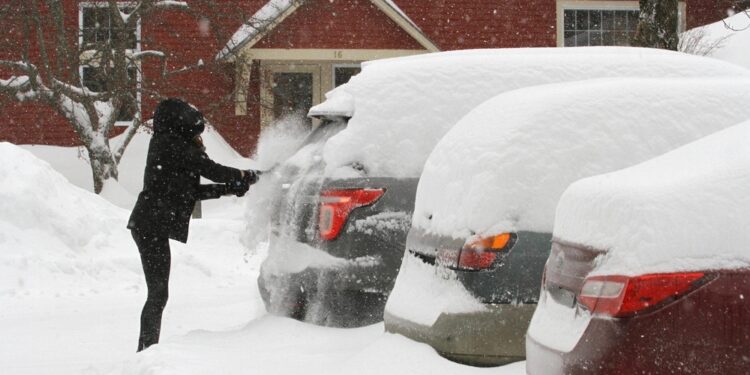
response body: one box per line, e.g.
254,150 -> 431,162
79,3 -> 141,124
557,1 -> 687,47
563,9 -> 639,46
333,65 -> 361,88
80,4 -> 137,49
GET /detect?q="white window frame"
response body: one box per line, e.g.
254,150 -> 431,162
331,63 -> 362,89
556,1 -> 687,47
78,1 -> 142,126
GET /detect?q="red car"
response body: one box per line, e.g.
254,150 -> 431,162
526,122 -> 750,374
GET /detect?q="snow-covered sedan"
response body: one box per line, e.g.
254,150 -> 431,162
384,77 -> 750,366
259,47 -> 750,327
526,119 -> 750,374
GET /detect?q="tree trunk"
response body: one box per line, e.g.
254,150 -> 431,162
633,0 -> 679,50
87,144 -> 119,194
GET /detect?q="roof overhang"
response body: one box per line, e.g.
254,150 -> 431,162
216,0 -> 439,62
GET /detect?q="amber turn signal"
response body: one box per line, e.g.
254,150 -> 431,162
465,233 -> 514,251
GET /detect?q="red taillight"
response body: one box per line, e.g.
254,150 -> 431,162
578,272 -> 706,317
452,233 -> 516,271
318,188 -> 385,241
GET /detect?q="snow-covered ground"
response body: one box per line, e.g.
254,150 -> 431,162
0,141 -> 524,374
683,10 -> 750,69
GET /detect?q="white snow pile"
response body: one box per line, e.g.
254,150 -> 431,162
21,123 -> 253,212
316,47 -> 750,179
682,10 -> 750,69
0,142 -> 139,295
412,77 -> 750,240
555,119 -> 750,275
385,252 -> 487,327
120,316 -> 526,375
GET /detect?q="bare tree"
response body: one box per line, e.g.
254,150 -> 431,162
632,0 -> 679,50
0,0 -> 188,193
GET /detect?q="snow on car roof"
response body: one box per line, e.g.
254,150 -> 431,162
555,119 -> 750,275
317,47 -> 749,179
412,77 -> 750,240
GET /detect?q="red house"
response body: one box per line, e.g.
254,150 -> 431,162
0,0 -> 736,156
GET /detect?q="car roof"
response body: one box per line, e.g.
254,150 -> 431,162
555,119 -> 750,275
315,47 -> 749,179
412,77 -> 750,241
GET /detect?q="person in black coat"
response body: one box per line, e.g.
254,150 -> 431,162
127,98 -> 258,352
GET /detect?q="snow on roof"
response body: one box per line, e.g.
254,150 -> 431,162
684,10 -> 750,69
412,77 -> 750,240
216,0 -> 437,61
319,47 -> 750,180
555,119 -> 750,275
383,0 -> 422,32
215,0 -> 296,60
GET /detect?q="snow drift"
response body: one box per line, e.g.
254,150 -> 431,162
0,142 -> 138,295
683,10 -> 750,69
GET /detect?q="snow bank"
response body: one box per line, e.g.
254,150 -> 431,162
21,124 -> 254,213
0,142 -> 138,295
413,77 -> 750,240
555,120 -> 750,275
0,142 -> 254,297
318,47 -> 749,179
121,315 -> 524,375
683,10 -> 750,69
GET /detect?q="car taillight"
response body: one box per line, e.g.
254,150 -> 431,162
318,188 -> 385,241
578,272 -> 707,317
452,233 -> 516,271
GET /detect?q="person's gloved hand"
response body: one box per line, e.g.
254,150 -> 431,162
242,170 -> 260,186
226,179 -> 250,197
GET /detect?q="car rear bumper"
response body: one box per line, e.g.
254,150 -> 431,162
258,234 -> 394,326
384,304 -> 535,366
526,271 -> 750,374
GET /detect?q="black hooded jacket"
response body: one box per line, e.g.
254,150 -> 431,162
127,99 -> 242,243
